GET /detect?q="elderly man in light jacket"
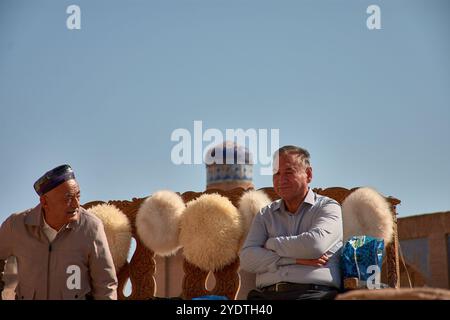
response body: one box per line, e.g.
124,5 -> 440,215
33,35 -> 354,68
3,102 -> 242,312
0,164 -> 117,300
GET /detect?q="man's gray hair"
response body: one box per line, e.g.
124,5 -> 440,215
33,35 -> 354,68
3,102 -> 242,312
273,145 -> 311,169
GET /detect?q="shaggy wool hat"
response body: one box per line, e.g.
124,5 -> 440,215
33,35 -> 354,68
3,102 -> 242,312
136,190 -> 185,256
341,187 -> 394,245
179,193 -> 243,271
238,190 -> 271,245
88,203 -> 132,270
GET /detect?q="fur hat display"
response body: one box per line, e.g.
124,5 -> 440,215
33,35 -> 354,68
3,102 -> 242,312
88,203 -> 132,270
341,187 -> 394,245
237,190 -> 271,244
179,193 -> 243,271
136,190 -> 185,256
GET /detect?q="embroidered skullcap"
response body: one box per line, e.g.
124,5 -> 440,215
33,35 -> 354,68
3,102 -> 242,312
33,164 -> 76,196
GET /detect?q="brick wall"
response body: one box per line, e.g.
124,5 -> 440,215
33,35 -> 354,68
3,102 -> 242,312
398,212 -> 450,288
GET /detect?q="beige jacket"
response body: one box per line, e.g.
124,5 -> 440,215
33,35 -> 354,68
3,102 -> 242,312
0,205 -> 118,300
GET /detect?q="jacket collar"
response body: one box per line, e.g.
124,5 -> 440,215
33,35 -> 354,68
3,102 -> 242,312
24,204 -> 43,226
24,204 -> 81,229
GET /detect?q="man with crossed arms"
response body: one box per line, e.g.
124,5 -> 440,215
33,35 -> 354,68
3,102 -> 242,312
240,145 -> 343,300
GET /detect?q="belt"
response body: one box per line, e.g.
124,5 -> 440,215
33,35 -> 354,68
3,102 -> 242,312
261,282 -> 336,293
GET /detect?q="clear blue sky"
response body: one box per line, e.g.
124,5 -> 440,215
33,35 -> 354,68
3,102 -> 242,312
1,0 -> 449,225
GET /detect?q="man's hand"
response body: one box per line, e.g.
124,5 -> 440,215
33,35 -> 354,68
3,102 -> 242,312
264,238 -> 275,251
296,254 -> 329,267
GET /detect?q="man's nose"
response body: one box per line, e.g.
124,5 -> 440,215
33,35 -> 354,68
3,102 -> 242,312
69,196 -> 80,208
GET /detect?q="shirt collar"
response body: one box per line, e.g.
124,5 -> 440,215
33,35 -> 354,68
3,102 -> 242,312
42,214 -> 54,230
304,188 -> 316,206
273,188 -> 316,212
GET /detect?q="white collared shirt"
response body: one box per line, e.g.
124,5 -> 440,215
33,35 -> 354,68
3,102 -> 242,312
42,215 -> 60,242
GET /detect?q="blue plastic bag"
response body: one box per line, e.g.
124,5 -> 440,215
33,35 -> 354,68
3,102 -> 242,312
341,235 -> 384,281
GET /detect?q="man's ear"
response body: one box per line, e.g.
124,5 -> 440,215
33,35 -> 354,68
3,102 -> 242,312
306,166 -> 313,183
39,195 -> 47,208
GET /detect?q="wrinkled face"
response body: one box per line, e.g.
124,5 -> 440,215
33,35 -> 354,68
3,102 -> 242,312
273,152 -> 312,202
40,179 -> 80,224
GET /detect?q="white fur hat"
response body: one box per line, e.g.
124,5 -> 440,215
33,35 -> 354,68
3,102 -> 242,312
88,203 -> 132,270
179,193 -> 243,271
341,187 -> 394,245
238,190 -> 271,243
136,190 -> 185,256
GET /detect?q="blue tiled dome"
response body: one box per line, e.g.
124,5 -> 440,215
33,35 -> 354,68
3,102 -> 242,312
204,141 -> 253,165
205,141 -> 254,186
